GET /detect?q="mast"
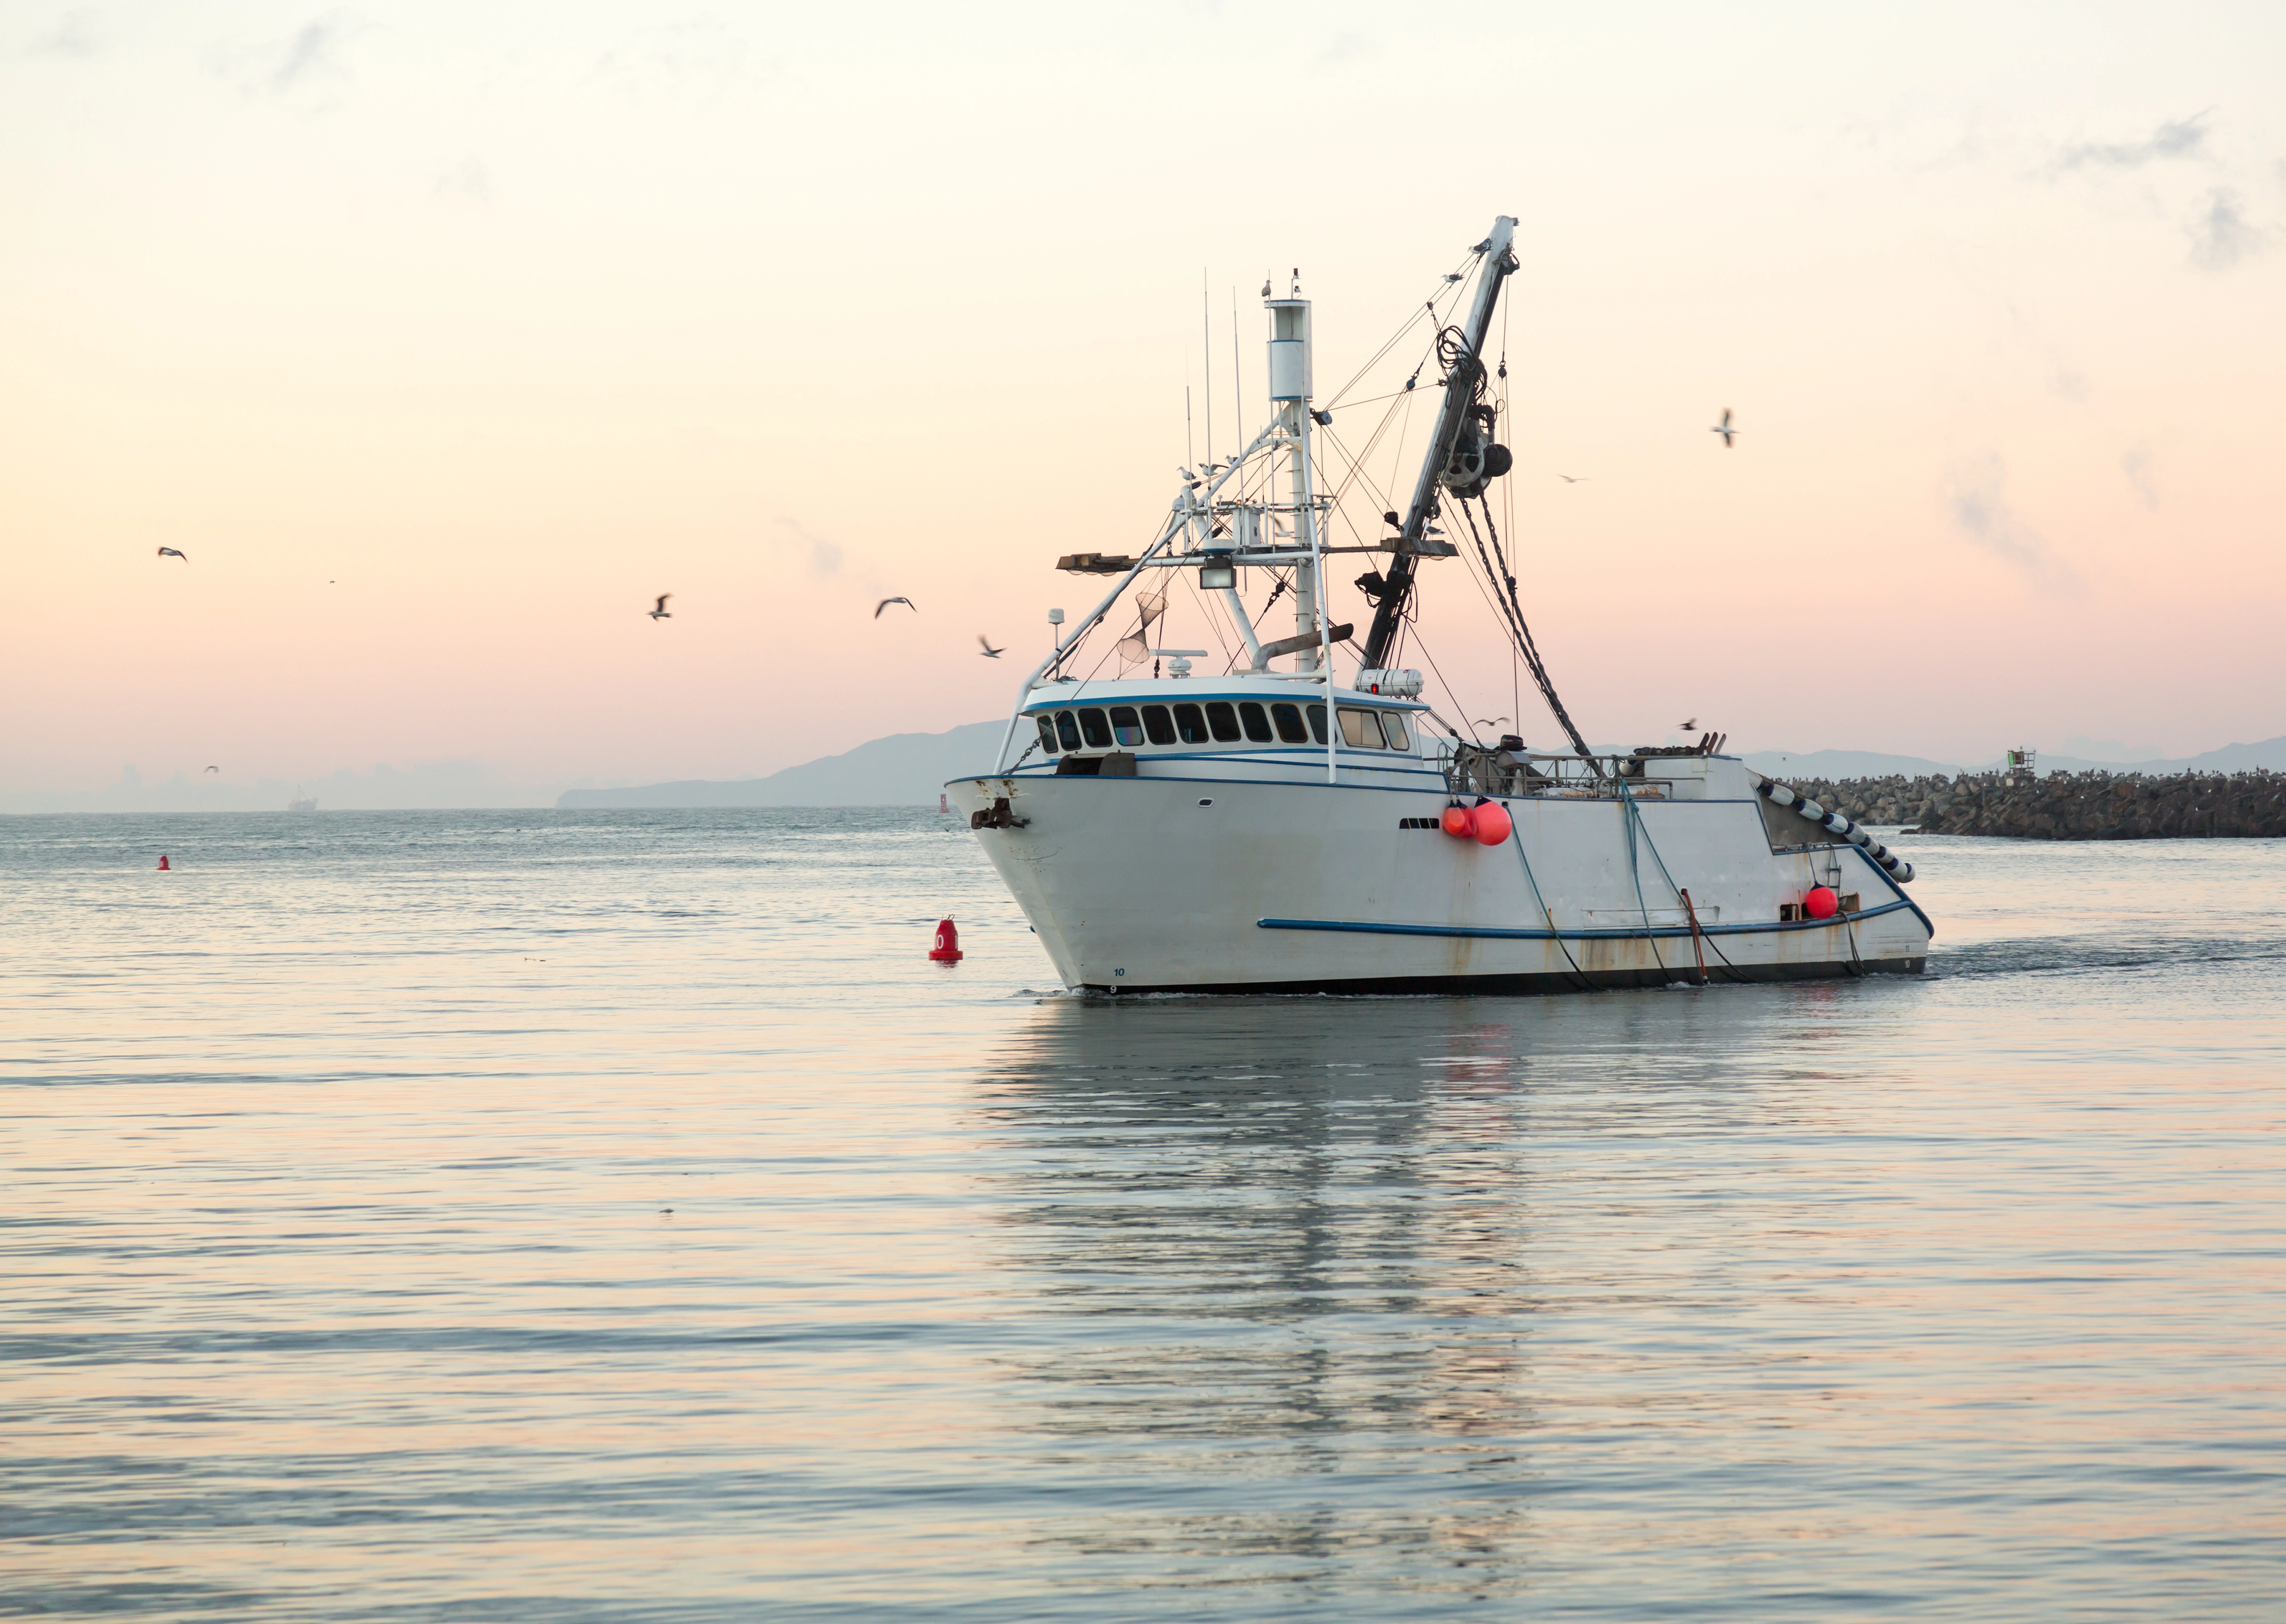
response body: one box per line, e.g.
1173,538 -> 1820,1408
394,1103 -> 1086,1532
1360,215 -> 1517,671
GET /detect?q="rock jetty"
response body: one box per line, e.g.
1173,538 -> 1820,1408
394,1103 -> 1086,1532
1779,770 -> 2286,840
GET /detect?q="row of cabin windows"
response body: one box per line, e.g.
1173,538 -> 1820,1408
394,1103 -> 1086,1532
1034,702 -> 1413,756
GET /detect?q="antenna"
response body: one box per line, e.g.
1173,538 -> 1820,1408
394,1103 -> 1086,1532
1231,289 -> 1242,462
1202,269 -> 1213,465
1185,384 -> 1193,469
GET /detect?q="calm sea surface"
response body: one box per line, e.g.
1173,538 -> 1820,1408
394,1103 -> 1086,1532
4,811 -> 2281,1620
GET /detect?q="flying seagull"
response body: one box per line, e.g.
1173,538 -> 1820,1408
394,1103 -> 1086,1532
978,635 -> 1004,659
648,594 -> 672,620
1473,716 -> 1511,729
204,765 -> 219,773
1678,717 -> 1698,732
157,547 -> 188,560
1557,474 -> 1588,483
875,597 -> 916,618
1711,408 -> 1737,448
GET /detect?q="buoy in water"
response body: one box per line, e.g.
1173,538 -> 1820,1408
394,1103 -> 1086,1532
1804,885 -> 1838,920
1440,805 -> 1475,839
1472,800 -> 1512,845
928,916 -> 963,962
156,854 -> 170,871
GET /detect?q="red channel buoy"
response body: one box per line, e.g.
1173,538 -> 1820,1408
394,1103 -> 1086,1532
1804,885 -> 1838,920
928,916 -> 963,962
1472,801 -> 1512,846
1440,805 -> 1475,839
156,854 -> 171,871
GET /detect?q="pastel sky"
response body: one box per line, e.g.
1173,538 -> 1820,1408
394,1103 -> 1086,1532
6,2 -> 2283,804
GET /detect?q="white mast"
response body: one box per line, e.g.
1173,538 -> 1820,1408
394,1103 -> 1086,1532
1264,278 -> 1320,674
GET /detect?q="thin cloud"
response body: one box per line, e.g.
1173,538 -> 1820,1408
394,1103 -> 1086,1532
430,157 -> 493,211
2120,446 -> 2159,510
778,517 -> 843,578
2053,112 -> 2211,173
2188,187 -> 2261,270
1944,455 -> 2077,591
227,10 -> 364,107
28,8 -> 100,57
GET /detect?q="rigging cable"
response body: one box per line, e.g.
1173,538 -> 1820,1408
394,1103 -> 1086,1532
1456,499 -> 1597,768
1609,784 -> 1753,984
1504,821 -> 1600,993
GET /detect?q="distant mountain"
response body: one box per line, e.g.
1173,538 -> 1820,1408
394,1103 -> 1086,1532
557,720 -> 1010,808
1742,748 -> 1979,780
1746,735 -> 2286,781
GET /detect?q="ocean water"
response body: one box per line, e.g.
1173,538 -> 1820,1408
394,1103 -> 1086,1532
4,810 -> 2281,1620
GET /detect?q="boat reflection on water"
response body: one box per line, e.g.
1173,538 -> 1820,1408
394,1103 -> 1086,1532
961,987 -> 1837,1602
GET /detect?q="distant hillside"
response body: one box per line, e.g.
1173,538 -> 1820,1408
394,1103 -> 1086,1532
556,723 -> 2286,811
1743,748 -> 1977,780
557,720 -> 1009,809
1748,735 -> 2286,780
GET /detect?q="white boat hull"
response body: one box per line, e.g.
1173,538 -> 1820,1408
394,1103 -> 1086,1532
949,763 -> 1929,994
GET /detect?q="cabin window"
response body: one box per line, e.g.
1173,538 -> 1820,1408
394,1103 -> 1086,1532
1141,705 -> 1176,746
1306,703 -> 1328,744
1109,706 -> 1145,748
1035,715 -> 1060,754
1205,701 -> 1242,743
1078,708 -> 1112,748
1172,703 -> 1209,744
1339,707 -> 1388,749
1381,713 -> 1412,752
1270,702 -> 1308,744
1055,712 -> 1082,752
1238,702 -> 1274,743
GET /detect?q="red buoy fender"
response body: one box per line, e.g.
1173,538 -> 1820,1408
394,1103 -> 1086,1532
156,854 -> 170,871
1440,805 -> 1475,839
1472,801 -> 1512,846
1803,886 -> 1838,920
928,916 -> 964,962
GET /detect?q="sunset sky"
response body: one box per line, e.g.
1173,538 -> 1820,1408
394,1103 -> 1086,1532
6,2 -> 2282,805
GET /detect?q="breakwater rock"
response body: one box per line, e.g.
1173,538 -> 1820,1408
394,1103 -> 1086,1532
1780,770 -> 2286,841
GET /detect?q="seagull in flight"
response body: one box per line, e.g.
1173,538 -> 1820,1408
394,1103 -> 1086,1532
978,635 -> 1005,659
157,547 -> 188,560
648,594 -> 672,620
875,597 -> 916,618
1473,716 -> 1511,729
204,765 -> 219,773
1557,474 -> 1588,483
1711,408 -> 1738,448
1678,717 -> 1698,732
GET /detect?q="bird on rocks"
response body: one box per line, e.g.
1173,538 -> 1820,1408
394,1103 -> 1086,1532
1711,408 -> 1737,448
648,594 -> 672,620
157,547 -> 188,560
978,635 -> 1004,659
875,597 -> 916,618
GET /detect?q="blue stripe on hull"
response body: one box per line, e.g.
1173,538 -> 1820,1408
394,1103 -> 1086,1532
1257,896 -> 1917,942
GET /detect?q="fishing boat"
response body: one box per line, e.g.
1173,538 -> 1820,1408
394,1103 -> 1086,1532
287,786 -> 317,813
948,216 -> 1931,994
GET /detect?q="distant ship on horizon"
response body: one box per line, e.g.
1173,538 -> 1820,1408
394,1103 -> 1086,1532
287,785 -> 317,813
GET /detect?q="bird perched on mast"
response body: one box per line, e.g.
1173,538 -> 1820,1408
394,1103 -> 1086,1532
648,594 -> 672,620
